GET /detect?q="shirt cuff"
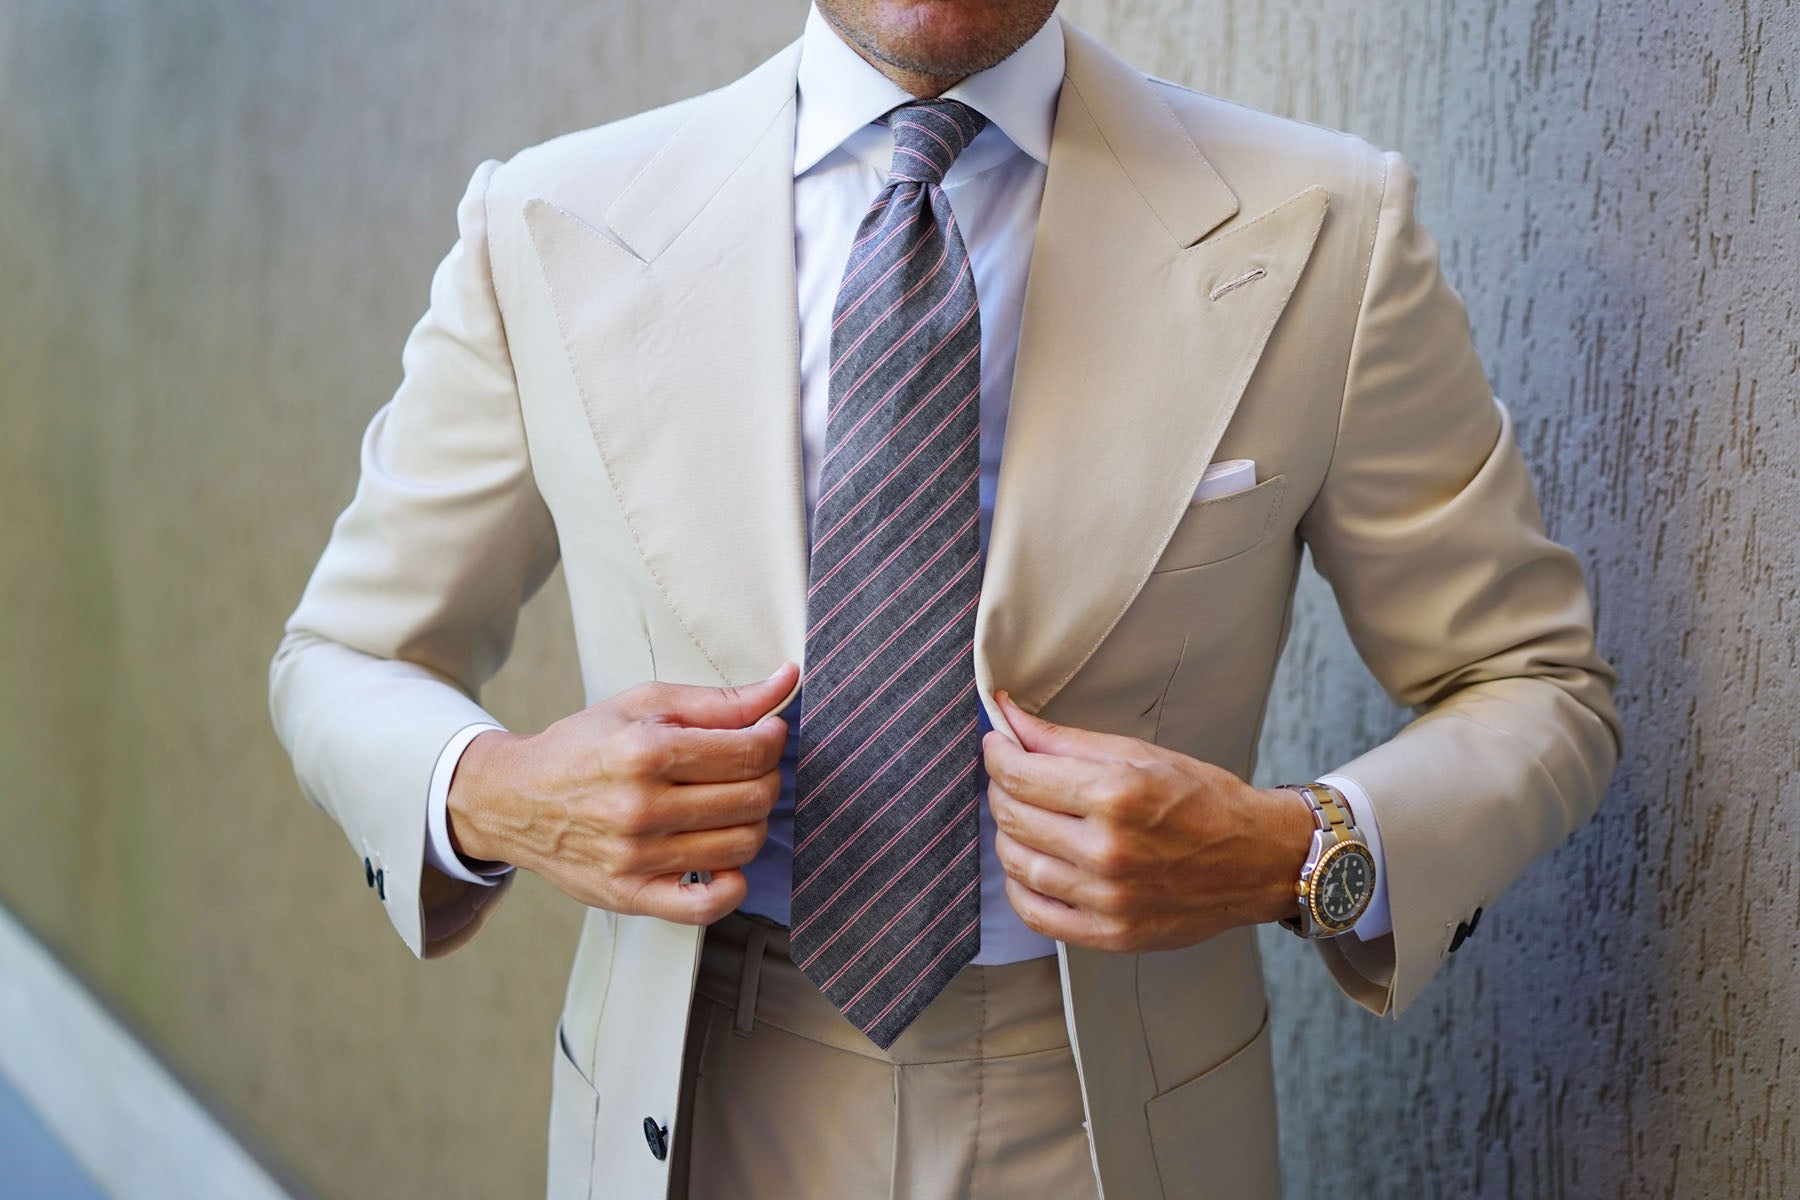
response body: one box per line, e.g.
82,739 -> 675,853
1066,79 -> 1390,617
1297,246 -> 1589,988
1318,773 -> 1392,940
425,722 -> 515,886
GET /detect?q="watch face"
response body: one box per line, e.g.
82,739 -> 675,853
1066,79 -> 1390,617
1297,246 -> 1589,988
1313,844 -> 1375,930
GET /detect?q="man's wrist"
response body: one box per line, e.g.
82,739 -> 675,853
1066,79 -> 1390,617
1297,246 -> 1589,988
1259,785 -> 1318,925
447,729 -> 527,867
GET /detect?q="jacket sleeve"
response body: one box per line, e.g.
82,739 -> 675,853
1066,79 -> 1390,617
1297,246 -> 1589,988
268,158 -> 559,958
1298,150 -> 1623,1016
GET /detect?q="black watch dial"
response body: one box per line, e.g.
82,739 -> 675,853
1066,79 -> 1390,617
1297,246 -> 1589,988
1315,844 -> 1375,928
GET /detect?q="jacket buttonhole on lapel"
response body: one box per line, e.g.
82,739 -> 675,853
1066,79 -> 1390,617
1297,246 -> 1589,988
1208,267 -> 1266,302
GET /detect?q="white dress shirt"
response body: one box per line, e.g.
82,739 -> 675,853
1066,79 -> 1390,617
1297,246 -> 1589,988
423,4 -> 1393,961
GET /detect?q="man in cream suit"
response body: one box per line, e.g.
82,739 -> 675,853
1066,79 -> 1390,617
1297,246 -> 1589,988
270,1 -> 1621,1196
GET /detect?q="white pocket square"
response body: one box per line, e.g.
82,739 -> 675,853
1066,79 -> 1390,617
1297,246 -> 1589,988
1191,459 -> 1256,503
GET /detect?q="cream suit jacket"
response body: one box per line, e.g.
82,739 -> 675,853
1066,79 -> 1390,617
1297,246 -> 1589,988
270,19 -> 1621,1200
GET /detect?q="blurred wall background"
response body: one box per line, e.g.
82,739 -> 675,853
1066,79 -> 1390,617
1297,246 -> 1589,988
0,0 -> 1792,1196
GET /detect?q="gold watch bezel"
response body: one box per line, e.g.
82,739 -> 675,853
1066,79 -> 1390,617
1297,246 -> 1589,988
1304,838 -> 1377,934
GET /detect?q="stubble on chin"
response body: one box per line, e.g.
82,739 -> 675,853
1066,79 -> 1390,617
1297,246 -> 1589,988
821,1 -> 1055,82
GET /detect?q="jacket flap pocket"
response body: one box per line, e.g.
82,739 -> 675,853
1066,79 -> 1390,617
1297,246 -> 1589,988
1144,1011 -> 1278,1199
547,1020 -> 601,1200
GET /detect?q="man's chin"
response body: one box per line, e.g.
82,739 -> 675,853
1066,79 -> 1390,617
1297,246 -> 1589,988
828,0 -> 1053,82
870,45 -> 992,81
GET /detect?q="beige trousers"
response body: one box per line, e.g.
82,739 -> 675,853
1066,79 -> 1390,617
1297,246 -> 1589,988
668,911 -> 1099,1200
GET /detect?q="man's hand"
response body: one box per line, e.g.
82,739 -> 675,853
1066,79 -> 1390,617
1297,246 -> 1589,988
446,662 -> 800,925
983,689 -> 1317,954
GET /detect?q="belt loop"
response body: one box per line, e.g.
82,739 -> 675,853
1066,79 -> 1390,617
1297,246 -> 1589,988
734,922 -> 769,1035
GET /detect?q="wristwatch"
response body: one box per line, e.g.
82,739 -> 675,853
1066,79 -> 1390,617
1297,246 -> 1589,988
1277,781 -> 1376,938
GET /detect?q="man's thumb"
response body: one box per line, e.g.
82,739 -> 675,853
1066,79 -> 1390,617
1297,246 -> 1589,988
996,689 -> 1100,759
691,660 -> 800,729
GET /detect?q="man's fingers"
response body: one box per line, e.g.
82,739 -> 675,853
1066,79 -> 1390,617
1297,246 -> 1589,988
988,783 -> 1091,865
629,820 -> 771,875
994,689 -> 1148,764
619,661 -> 801,729
631,776 -> 781,835
994,827 -> 1091,908
637,869 -> 750,926
982,729 -> 1121,818
1003,876 -> 1094,944
655,718 -> 790,783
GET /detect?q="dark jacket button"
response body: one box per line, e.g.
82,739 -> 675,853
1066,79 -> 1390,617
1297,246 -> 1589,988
643,1117 -> 668,1161
375,867 -> 386,901
1468,906 -> 1484,934
1449,921 -> 1471,952
364,858 -> 375,888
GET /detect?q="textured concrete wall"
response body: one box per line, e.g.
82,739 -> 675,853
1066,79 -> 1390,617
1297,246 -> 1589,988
0,3 -> 808,1196
1,1 -> 1793,1197
1058,1 -> 1800,1196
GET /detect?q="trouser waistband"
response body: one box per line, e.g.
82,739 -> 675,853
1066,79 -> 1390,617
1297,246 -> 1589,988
697,910 -> 1069,1065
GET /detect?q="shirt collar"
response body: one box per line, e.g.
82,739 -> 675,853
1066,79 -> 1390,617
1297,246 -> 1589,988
793,3 -> 1065,178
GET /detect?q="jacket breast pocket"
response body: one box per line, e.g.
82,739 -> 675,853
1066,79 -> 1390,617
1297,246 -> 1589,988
1150,474 -> 1287,574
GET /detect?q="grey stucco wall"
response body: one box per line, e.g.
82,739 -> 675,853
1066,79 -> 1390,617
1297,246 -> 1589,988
0,4 -> 806,1196
1068,3 -> 1800,1196
2,1 -> 1794,1197
1084,2 -> 1800,1196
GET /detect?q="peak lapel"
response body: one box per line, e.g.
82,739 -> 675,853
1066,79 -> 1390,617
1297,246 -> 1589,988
525,42 -> 810,688
976,23 -> 1329,732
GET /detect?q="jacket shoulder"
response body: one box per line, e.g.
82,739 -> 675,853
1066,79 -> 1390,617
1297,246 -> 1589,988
482,91 -> 710,215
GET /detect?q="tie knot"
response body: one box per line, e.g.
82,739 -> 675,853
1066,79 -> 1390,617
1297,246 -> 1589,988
884,98 -> 988,186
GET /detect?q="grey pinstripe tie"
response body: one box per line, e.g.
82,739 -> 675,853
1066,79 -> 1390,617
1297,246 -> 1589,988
791,98 -> 988,1050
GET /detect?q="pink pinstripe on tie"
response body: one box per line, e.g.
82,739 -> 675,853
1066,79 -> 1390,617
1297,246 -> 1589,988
791,97 -> 989,1050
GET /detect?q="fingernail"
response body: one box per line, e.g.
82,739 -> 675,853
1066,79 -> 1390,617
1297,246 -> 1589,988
764,661 -> 791,681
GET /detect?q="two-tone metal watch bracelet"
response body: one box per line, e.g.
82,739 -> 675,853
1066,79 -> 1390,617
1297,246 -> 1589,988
1276,781 -> 1376,937
1288,782 -> 1356,842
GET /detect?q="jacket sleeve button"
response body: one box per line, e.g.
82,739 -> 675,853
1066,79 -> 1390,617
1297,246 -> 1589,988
643,1117 -> 668,1161
1449,921 -> 1472,952
364,858 -> 375,888
375,867 -> 386,901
